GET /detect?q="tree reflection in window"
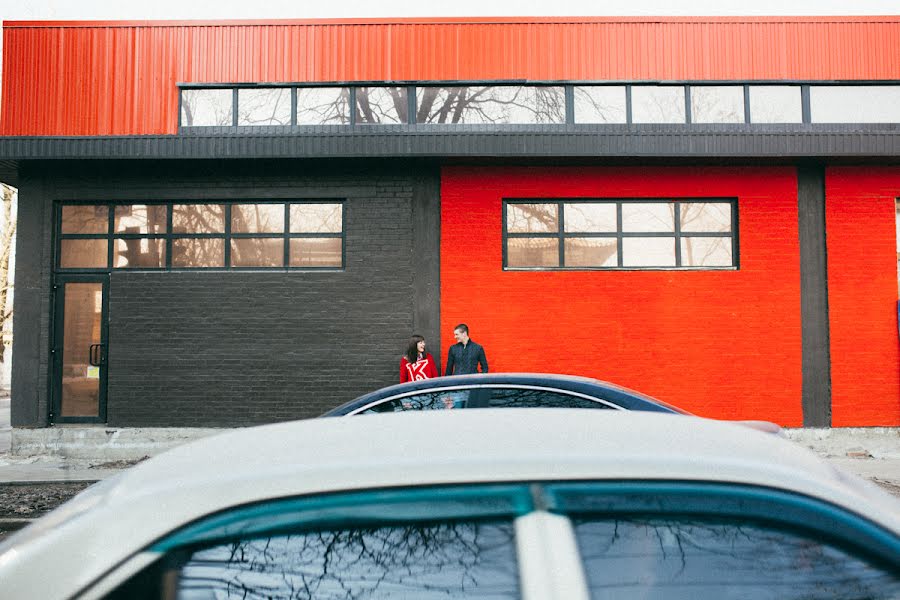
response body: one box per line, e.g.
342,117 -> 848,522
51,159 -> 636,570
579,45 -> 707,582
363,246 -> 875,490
573,517 -> 900,600
356,87 -> 408,124
417,86 -> 565,124
362,391 -> 471,413
177,520 -> 518,600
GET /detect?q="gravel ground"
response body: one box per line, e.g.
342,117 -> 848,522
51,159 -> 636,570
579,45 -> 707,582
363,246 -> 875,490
0,482 -> 94,519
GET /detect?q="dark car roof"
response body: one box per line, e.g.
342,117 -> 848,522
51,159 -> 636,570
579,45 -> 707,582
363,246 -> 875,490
322,373 -> 690,416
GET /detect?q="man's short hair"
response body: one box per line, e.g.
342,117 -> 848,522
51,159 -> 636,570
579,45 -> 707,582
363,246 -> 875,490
454,323 -> 469,334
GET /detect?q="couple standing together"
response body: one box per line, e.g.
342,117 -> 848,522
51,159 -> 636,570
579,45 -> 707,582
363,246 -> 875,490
400,323 -> 489,383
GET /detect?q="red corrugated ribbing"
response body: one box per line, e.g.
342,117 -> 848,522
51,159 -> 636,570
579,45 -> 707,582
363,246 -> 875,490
3,17 -> 900,135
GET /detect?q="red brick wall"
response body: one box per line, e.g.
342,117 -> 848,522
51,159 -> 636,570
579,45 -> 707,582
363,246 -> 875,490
441,166 -> 803,424
826,168 -> 900,426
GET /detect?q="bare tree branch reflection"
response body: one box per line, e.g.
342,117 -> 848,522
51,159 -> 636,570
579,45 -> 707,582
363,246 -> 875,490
178,521 -> 518,599
574,517 -> 900,599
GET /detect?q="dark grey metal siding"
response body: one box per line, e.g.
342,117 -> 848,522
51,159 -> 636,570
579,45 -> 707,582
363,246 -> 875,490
798,165 -> 832,427
10,161 -> 441,427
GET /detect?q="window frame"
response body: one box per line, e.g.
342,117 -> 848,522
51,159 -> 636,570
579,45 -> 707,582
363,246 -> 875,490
178,81 -> 900,131
502,198 -> 739,271
54,200 -> 346,272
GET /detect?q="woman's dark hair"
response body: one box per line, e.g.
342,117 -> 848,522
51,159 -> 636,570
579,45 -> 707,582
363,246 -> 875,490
405,334 -> 425,363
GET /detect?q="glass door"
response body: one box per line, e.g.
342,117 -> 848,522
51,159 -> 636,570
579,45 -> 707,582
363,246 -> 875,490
52,275 -> 108,423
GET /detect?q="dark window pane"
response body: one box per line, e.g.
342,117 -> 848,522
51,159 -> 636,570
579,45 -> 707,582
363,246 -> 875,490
486,388 -> 613,409
114,239 -> 165,268
631,86 -> 685,123
172,205 -> 225,234
573,86 -> 627,124
114,205 -> 167,234
749,86 -> 802,124
237,88 -> 291,126
232,204 -> 284,234
565,238 -> 617,267
507,238 -> 559,268
680,237 -> 732,267
361,390 -> 472,413
355,87 -> 408,124
679,203 -> 731,233
564,203 -> 616,233
289,238 -> 342,268
297,87 -> 352,125
171,238 -> 224,268
61,205 -> 108,234
178,521 -> 518,600
181,89 -> 233,126
289,203 -> 342,233
231,238 -> 284,267
622,238 -> 676,267
622,203 -> 674,232
416,86 -> 565,124
507,203 -> 558,233
574,516 -> 900,600
59,239 -> 108,268
690,86 -> 744,123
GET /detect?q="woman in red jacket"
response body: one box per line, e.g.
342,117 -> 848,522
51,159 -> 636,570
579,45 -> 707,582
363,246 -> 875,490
400,334 -> 438,382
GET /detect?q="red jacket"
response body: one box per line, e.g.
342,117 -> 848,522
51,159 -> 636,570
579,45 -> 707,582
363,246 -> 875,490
400,353 -> 438,383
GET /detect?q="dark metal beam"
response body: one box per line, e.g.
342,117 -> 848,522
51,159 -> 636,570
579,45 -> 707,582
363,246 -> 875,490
798,165 -> 832,427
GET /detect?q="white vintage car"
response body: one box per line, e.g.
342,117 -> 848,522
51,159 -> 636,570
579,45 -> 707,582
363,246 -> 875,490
1,410 -> 898,599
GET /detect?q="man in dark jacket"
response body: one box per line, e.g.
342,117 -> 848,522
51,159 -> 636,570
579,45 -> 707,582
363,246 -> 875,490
445,323 -> 489,375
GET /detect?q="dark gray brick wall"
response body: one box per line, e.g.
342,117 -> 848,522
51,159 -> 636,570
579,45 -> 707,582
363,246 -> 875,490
11,160 -> 440,427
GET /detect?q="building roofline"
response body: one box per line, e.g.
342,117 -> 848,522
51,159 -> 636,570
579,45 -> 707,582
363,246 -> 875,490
6,15 -> 900,28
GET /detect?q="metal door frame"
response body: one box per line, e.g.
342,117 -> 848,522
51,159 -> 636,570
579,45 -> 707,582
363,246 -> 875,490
51,274 -> 110,424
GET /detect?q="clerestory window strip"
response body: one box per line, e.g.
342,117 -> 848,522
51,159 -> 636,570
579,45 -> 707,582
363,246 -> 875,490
179,81 -> 900,129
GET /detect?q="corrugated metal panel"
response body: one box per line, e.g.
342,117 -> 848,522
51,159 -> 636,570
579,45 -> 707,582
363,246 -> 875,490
1,125 -> 899,161
3,18 -> 900,136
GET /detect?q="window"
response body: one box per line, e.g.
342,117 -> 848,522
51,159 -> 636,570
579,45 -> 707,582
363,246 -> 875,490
181,82 -> 900,129
355,87 -> 408,124
573,516 -> 900,599
237,88 -> 292,126
631,86 -> 686,123
810,85 -> 900,123
690,86 -> 744,123
296,87 -> 352,125
57,202 -> 344,270
176,520 -> 518,599
749,86 -> 803,123
504,200 -> 737,269
416,86 -> 566,124
180,89 -> 233,127
573,86 -> 627,123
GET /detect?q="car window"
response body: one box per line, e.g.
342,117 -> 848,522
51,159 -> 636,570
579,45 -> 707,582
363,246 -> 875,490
572,516 -> 900,600
174,520 -> 518,599
360,390 -> 472,413
484,388 -> 613,410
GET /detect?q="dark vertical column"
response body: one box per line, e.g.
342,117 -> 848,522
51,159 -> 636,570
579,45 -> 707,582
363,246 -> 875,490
10,169 -> 51,426
410,166 -> 441,372
798,165 -> 831,427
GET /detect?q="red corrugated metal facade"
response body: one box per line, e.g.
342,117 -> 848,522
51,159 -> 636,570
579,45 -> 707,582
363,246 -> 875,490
3,17 -> 900,136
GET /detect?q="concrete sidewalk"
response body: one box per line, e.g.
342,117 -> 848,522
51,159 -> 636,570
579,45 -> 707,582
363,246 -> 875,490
1,395 -> 899,490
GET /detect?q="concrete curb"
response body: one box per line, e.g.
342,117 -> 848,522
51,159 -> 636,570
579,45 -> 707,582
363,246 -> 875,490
783,427 -> 900,459
8,424 -> 900,462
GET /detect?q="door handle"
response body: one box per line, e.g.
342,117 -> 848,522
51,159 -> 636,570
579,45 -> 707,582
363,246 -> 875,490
88,344 -> 106,367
